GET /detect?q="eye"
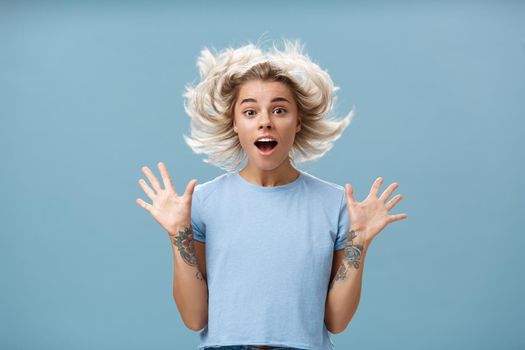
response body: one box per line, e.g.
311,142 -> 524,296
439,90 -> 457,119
273,107 -> 287,115
243,109 -> 257,117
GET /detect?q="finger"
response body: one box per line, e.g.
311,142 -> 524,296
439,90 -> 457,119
138,178 -> 156,201
141,166 -> 163,192
379,182 -> 399,203
369,177 -> 383,197
157,161 -> 176,194
385,194 -> 403,210
345,184 -> 357,205
388,213 -> 408,223
183,179 -> 198,197
136,198 -> 152,212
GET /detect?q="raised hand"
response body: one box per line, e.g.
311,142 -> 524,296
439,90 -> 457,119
344,177 -> 408,248
136,162 -> 197,237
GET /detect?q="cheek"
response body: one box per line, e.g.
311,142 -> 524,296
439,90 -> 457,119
234,125 -> 252,149
238,135 -> 250,149
282,122 -> 299,143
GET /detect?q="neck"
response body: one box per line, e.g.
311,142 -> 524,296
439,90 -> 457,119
239,159 -> 300,187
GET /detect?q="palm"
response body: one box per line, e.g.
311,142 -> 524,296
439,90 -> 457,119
345,177 -> 408,245
150,189 -> 190,229
348,197 -> 390,237
136,162 -> 197,236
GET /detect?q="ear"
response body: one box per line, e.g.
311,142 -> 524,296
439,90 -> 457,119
233,119 -> 238,133
296,116 -> 301,133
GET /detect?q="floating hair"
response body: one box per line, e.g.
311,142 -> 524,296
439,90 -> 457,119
182,39 -> 355,171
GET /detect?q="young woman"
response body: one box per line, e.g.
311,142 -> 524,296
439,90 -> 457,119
136,40 -> 408,350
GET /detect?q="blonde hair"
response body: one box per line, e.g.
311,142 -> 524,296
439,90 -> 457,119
183,39 -> 355,171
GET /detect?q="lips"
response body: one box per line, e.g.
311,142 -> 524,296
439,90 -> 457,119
254,140 -> 278,152
254,136 -> 278,151
253,136 -> 278,156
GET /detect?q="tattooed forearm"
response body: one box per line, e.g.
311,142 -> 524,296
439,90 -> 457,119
171,226 -> 197,267
195,270 -> 205,282
327,230 -> 366,291
172,226 -> 207,283
328,263 -> 348,291
344,230 -> 364,269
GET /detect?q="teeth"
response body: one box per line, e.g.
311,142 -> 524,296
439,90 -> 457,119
256,138 -> 276,142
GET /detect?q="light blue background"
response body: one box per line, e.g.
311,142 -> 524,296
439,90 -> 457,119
1,1 -> 524,349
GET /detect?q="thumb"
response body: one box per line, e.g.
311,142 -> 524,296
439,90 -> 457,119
184,179 -> 198,197
345,184 -> 357,205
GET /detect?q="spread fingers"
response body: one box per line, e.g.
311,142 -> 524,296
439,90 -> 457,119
138,178 -> 156,200
136,198 -> 152,212
385,194 -> 403,210
141,166 -> 163,192
157,162 -> 176,194
379,182 -> 399,203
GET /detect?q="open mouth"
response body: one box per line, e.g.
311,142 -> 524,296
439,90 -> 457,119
254,140 -> 278,152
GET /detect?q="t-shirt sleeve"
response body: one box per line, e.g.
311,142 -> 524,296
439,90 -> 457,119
191,187 -> 206,243
334,191 -> 350,251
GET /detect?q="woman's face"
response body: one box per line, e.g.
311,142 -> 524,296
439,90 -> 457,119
233,79 -> 301,172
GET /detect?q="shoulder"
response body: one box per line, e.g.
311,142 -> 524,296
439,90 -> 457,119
193,171 -> 234,203
299,171 -> 348,224
299,170 -> 347,210
300,170 -> 345,197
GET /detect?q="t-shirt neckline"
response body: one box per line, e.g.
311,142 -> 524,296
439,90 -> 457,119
233,170 -> 304,192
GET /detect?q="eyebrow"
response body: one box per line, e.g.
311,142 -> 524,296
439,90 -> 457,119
239,97 -> 291,105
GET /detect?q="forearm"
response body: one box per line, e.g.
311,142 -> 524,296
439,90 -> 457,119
169,224 -> 208,331
324,229 -> 369,334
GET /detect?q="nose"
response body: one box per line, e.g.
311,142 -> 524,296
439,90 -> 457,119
258,111 -> 273,130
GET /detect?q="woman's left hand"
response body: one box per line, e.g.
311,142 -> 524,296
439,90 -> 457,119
345,177 -> 408,248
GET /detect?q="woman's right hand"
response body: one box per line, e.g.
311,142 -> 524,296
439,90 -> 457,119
136,162 -> 197,237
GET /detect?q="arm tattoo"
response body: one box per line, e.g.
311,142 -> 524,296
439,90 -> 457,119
328,263 -> 348,291
344,230 -> 364,269
172,226 -> 197,267
170,226 -> 207,287
328,230 -> 364,291
172,226 -> 207,282
195,270 -> 205,282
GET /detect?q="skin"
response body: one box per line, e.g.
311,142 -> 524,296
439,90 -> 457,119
136,162 -> 208,330
328,178 -> 408,290
233,79 -> 302,187
323,178 -> 408,334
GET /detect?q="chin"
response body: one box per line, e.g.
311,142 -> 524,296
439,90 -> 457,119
250,156 -> 289,172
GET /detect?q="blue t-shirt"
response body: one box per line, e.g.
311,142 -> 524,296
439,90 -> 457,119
191,169 -> 350,350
